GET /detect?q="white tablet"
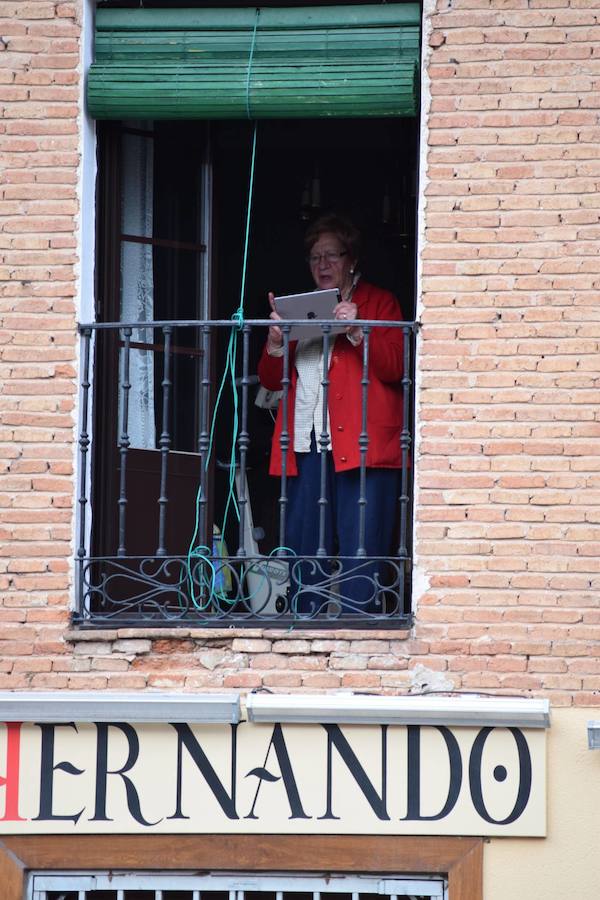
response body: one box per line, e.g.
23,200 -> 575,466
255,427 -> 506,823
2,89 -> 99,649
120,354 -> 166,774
273,288 -> 343,340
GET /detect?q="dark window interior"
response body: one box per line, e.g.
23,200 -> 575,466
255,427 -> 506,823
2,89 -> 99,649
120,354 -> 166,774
216,118 -> 416,322
212,119 -> 417,560
92,116 -> 417,607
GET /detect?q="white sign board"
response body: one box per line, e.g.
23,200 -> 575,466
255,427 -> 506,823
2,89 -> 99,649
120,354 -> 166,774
0,720 -> 546,835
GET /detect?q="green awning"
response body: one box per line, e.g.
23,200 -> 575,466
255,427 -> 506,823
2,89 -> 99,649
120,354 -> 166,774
87,4 -> 420,120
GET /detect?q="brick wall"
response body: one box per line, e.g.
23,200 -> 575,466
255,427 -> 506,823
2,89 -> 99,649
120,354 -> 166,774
416,0 -> 600,706
0,1 -> 80,678
0,1 -> 598,705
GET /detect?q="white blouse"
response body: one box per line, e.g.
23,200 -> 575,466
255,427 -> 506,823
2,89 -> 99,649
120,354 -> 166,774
293,337 -> 333,453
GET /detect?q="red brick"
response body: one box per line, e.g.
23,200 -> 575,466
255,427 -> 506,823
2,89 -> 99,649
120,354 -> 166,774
263,673 -> 302,688
301,673 -> 342,689
223,673 -> 262,688
341,673 -> 382,688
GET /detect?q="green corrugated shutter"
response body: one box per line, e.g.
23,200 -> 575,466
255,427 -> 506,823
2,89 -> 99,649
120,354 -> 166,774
87,4 -> 420,120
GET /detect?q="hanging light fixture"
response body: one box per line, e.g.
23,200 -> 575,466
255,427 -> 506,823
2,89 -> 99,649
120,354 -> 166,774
310,164 -> 321,210
300,177 -> 311,221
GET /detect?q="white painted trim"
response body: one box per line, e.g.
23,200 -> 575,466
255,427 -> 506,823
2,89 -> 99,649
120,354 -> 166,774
246,692 -> 551,729
410,0 -> 436,613
0,691 -> 241,723
30,872 -> 445,897
415,0 -> 435,326
79,0 -> 97,325
72,0 -> 98,613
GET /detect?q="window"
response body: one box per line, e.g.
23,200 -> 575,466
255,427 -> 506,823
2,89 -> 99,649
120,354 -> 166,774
76,4 -> 420,628
31,872 -> 446,900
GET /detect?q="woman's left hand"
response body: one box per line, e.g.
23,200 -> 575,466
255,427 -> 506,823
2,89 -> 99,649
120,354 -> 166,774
334,299 -> 357,323
334,300 -> 363,346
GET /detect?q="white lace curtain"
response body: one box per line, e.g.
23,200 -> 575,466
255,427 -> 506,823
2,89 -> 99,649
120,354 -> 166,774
119,127 -> 156,450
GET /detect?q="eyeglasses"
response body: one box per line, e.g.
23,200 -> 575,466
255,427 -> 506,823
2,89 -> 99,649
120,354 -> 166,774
307,250 -> 347,266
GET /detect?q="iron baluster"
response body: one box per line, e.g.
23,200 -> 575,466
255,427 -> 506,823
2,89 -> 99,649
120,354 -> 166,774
197,324 -> 212,549
357,326 -> 371,557
193,323 -> 212,607
76,327 -> 92,613
317,325 -> 331,557
156,325 -> 173,556
277,325 -> 291,554
117,327 -> 132,556
398,324 -> 413,559
236,324 -> 251,557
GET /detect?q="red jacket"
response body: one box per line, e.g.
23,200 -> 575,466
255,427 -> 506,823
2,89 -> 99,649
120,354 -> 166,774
258,280 -> 405,476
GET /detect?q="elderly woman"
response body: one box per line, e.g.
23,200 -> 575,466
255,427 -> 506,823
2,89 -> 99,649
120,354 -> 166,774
257,213 -> 404,614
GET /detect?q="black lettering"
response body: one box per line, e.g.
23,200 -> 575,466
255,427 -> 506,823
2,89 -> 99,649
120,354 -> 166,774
168,723 -> 238,820
469,727 -> 532,825
246,723 -> 310,820
403,725 -> 462,821
33,723 -> 84,823
91,722 -> 159,826
320,724 -> 389,821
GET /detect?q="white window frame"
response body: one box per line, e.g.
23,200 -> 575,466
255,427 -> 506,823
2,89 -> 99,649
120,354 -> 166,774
29,871 -> 447,900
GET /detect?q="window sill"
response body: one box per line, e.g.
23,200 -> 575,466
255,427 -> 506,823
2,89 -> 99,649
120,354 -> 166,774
65,626 -> 411,643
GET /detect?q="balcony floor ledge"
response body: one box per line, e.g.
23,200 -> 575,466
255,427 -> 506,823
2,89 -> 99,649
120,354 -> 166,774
65,626 -> 412,643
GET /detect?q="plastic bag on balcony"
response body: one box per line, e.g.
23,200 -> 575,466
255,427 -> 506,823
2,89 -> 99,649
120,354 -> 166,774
212,525 -> 232,595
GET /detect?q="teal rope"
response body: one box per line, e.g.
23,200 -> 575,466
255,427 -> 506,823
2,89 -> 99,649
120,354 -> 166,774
239,124 -> 258,317
215,123 -> 258,542
187,122 -> 259,609
245,8 -> 261,120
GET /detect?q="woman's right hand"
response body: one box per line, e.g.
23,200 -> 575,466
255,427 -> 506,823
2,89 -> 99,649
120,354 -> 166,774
266,291 -> 283,354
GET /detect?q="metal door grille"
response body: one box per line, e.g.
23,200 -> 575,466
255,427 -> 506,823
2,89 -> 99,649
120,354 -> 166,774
30,872 -> 446,900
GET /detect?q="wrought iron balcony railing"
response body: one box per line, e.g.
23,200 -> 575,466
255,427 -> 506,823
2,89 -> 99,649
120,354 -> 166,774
74,318 -> 416,628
